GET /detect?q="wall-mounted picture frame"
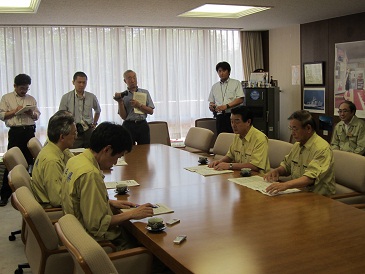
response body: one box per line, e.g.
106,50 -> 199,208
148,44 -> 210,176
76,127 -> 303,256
303,87 -> 325,113
303,62 -> 324,86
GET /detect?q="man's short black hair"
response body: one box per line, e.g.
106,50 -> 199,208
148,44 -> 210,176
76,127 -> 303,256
73,71 -> 88,81
340,100 -> 356,114
90,122 -> 133,156
216,62 -> 231,73
288,110 -> 317,132
231,106 -> 253,124
14,74 -> 31,86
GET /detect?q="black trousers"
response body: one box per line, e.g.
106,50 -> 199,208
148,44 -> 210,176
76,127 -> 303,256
122,120 -> 150,145
1,126 -> 35,200
216,113 -> 233,135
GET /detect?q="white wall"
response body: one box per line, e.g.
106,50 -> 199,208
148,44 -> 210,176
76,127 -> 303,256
269,25 -> 301,141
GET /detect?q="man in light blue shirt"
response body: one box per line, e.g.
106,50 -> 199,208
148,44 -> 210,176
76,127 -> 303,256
59,71 -> 101,148
114,70 -> 155,144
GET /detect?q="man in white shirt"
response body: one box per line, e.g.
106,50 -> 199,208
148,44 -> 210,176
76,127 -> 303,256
0,74 -> 41,206
208,61 -> 244,134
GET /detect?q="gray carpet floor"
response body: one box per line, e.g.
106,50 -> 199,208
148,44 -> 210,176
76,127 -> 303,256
0,200 -> 32,274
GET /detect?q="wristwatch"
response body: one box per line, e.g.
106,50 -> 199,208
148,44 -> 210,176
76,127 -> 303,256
226,104 -> 230,109
229,163 -> 233,170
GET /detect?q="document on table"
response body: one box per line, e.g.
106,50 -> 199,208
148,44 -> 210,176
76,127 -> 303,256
121,203 -> 174,216
15,105 -> 36,115
229,175 -> 301,196
115,157 -> 127,166
133,92 -> 147,114
185,165 -> 234,176
104,180 -> 140,189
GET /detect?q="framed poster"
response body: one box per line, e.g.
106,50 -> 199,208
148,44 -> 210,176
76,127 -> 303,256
303,62 -> 324,86
303,87 -> 325,113
334,40 -> 365,118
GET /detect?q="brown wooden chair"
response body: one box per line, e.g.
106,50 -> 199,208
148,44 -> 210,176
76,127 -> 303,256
195,118 -> 217,150
55,214 -> 153,274
148,121 -> 171,146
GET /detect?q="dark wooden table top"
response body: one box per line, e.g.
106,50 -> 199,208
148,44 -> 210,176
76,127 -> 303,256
106,144 -> 365,274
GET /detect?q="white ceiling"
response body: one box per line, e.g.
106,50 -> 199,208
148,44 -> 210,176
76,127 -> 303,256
0,0 -> 364,30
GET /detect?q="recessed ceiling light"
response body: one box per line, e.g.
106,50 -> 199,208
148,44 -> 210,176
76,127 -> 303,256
179,4 -> 270,19
0,0 -> 41,13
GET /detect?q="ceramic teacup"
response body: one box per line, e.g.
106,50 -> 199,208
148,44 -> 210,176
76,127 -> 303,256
147,217 -> 164,230
198,157 -> 208,165
240,168 -> 252,177
115,183 -> 128,195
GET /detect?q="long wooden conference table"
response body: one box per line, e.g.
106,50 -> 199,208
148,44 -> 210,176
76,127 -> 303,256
105,144 -> 365,274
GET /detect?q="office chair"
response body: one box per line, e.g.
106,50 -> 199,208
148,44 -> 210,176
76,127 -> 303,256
12,187 -> 74,274
55,214 -> 153,274
8,164 -> 64,241
329,150 -> 365,207
268,139 -> 293,169
211,133 -> 235,160
184,127 -> 214,154
148,121 -> 171,146
4,147 -> 30,242
195,118 -> 217,150
27,137 -> 43,160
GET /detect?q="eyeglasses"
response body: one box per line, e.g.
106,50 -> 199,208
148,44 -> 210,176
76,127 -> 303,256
288,126 -> 299,132
338,109 -> 350,114
17,86 -> 30,92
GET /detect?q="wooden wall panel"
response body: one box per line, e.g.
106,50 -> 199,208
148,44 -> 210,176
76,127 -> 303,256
300,12 -> 365,142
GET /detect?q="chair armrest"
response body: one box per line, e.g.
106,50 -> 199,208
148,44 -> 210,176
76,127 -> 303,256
98,240 -> 117,252
108,247 -> 151,260
329,192 -> 362,200
110,247 -> 153,273
44,207 -> 63,212
351,204 -> 365,209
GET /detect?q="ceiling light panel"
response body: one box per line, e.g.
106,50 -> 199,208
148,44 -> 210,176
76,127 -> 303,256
179,4 -> 270,19
0,0 -> 41,13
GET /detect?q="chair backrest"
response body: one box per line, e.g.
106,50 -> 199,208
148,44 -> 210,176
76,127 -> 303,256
27,137 -> 43,160
3,146 -> 28,171
55,214 -> 119,274
13,187 -> 73,274
148,121 -> 171,146
8,164 -> 32,192
195,118 -> 217,149
212,133 -> 235,160
333,150 -> 365,194
268,139 -> 294,169
184,127 -> 214,153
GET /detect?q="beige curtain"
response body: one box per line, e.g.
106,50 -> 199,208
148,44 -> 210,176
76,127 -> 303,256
240,31 -> 264,80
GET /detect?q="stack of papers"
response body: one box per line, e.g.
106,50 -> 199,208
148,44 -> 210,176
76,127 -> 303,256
185,165 -> 234,176
105,180 -> 139,189
115,157 -> 127,166
229,176 -> 301,196
121,203 -> 174,216
15,105 -> 35,115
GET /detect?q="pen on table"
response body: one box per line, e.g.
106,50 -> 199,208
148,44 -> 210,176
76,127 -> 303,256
132,204 -> 158,208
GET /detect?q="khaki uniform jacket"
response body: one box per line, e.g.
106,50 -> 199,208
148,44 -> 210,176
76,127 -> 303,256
281,133 -> 335,195
226,126 -> 270,173
31,141 -> 73,207
62,149 -> 121,241
331,115 -> 365,155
